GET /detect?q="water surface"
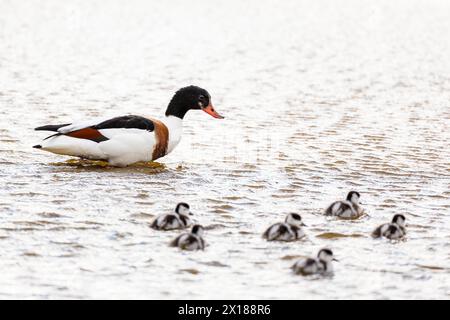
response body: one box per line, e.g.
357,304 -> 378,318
0,0 -> 449,299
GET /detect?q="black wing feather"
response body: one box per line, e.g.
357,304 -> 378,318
35,124 -> 72,132
93,115 -> 155,131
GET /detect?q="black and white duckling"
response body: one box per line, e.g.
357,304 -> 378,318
372,214 -> 406,240
170,225 -> 205,251
263,213 -> 306,242
324,191 -> 364,218
150,202 -> 192,230
292,248 -> 337,276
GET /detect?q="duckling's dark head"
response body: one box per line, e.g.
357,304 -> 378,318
192,224 -> 204,236
175,202 -> 192,215
346,191 -> 361,204
165,86 -> 224,119
285,213 -> 306,227
392,214 -> 406,226
318,248 -> 337,262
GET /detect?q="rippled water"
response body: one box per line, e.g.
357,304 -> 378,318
0,0 -> 449,299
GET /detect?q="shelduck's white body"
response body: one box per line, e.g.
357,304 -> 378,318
37,116 -> 182,167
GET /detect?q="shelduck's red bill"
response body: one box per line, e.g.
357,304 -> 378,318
202,103 -> 224,119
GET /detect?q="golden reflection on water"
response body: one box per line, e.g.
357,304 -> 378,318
51,159 -> 166,171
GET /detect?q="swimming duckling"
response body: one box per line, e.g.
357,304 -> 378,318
263,213 -> 306,242
170,225 -> 205,251
372,214 -> 406,240
292,248 -> 337,276
324,191 -> 364,218
151,202 -> 192,230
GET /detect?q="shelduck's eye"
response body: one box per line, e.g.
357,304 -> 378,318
197,95 -> 207,108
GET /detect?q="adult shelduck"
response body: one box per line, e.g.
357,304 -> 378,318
33,86 -> 224,167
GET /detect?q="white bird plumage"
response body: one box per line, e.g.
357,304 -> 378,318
36,117 -> 182,167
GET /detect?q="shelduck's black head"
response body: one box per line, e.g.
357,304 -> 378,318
165,86 -> 224,120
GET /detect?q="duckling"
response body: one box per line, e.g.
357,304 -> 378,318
292,248 -> 337,276
263,213 -> 306,242
150,202 -> 192,230
170,225 -> 205,251
324,191 -> 364,218
372,214 -> 406,240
